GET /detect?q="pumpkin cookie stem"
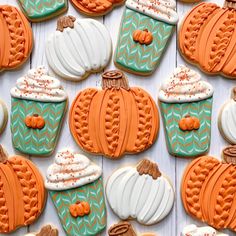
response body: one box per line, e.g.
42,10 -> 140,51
224,0 -> 236,9
102,70 -> 130,90
0,145 -> 8,163
136,159 -> 161,179
57,16 -> 76,32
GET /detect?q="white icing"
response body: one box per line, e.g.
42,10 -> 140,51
182,224 -> 229,236
106,164 -> 174,225
46,18 -> 112,81
220,99 -> 236,144
10,66 -> 67,102
45,149 -> 102,191
126,0 -> 178,25
0,101 -> 7,132
24,234 -> 35,236
158,65 -> 214,103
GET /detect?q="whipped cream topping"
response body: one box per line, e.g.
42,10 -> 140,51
10,66 -> 67,102
45,149 -> 102,191
158,65 -> 213,103
126,0 -> 178,25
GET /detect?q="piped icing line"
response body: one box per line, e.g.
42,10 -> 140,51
45,149 -> 102,191
158,65 -> 214,103
10,66 -> 67,102
125,0 -> 178,25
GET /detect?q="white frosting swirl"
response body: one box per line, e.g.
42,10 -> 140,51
45,149 -> 102,191
158,65 -> 214,103
10,66 -> 67,102
182,224 -> 228,236
126,0 -> 178,25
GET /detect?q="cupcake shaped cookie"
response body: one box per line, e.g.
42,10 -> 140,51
10,66 -> 67,156
114,0 -> 178,75
45,149 -> 106,236
158,65 -> 214,157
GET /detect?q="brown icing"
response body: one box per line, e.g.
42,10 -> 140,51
69,70 -> 159,159
56,15 -> 76,32
25,114 -> 45,129
133,29 -> 153,45
223,145 -> 236,164
224,0 -> 236,9
136,159 -> 161,179
108,222 -> 137,236
179,2 -> 236,77
0,5 -> 33,71
36,225 -> 58,236
178,115 -> 200,131
181,156 -> 236,231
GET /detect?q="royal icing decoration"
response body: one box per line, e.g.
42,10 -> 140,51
178,115 -> 200,131
69,201 -> 90,218
69,70 -> 159,159
179,0 -> 236,78
0,5 -> 33,71
24,225 -> 58,236
223,145 -> 236,164
106,159 -> 174,225
133,29 -> 153,45
46,16 -> 112,81
25,114 -> 45,129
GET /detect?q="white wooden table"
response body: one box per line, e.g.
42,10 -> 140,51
0,0 -> 235,235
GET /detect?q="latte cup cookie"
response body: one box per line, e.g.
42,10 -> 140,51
46,15 -> 112,81
179,0 -> 236,79
18,0 -> 68,22
10,66 -> 68,156
70,0 -> 124,16
0,145 -> 46,233
69,70 -> 159,159
24,225 -> 58,236
45,149 -> 106,236
0,5 -> 33,72
218,87 -> 236,144
181,155 -> 236,232
106,159 -> 175,225
114,0 -> 178,75
0,99 -> 8,134
158,65 -> 214,158
182,224 -> 229,236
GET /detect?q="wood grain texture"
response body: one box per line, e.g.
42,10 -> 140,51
0,0 -> 234,235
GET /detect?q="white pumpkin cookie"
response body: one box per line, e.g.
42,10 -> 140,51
106,159 -> 175,225
0,99 -> 8,134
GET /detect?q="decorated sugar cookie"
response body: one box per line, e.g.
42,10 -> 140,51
10,66 -> 68,156
0,145 -> 46,233
218,87 -> 236,144
182,224 -> 228,236
181,149 -> 236,232
69,70 -> 159,159
0,99 -> 8,134
18,0 -> 68,22
70,0 -> 124,16
45,149 -> 106,236
46,15 -> 112,81
222,145 -> 236,164
158,65 -> 214,157
179,0 -> 236,78
106,159 -> 175,225
114,0 -> 178,75
24,225 -> 58,236
0,5 -> 33,72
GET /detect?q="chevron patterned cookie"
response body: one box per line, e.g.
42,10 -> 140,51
182,155 -> 236,232
114,0 -> 178,75
158,65 -> 214,157
45,149 -> 106,236
0,5 -> 33,72
18,0 -> 68,22
0,99 -> 8,134
10,66 -> 68,156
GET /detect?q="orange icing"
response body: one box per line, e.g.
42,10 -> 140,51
69,70 -> 159,159
178,115 -> 200,131
182,156 -> 236,231
179,2 -> 236,77
133,29 -> 153,45
0,146 -> 46,233
25,114 -> 45,129
0,5 -> 33,71
69,201 -> 90,218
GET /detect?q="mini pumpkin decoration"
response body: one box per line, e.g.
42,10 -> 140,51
182,149 -> 236,232
69,201 -> 90,218
0,145 -> 46,233
179,0 -> 236,78
133,29 -> 153,45
0,5 -> 33,72
25,114 -> 45,129
178,115 -> 200,131
69,70 -> 159,159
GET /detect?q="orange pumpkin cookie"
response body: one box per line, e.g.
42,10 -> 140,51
0,5 -> 33,72
181,150 -> 236,232
70,0 -> 124,16
0,145 -> 46,233
69,70 -> 159,159
179,0 -> 236,78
